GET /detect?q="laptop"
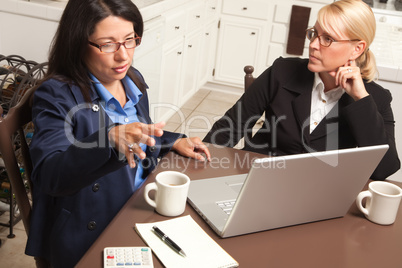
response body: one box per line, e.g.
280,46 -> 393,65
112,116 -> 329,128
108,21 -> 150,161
187,144 -> 389,238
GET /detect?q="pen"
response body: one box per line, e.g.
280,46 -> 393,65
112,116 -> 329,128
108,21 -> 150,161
152,226 -> 187,257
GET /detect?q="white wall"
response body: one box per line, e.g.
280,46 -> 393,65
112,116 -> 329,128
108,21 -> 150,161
376,79 -> 402,182
0,11 -> 58,63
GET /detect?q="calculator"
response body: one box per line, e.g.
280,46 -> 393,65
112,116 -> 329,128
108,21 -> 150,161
103,247 -> 154,268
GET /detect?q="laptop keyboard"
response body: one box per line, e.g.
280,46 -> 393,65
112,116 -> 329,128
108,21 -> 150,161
216,199 -> 236,215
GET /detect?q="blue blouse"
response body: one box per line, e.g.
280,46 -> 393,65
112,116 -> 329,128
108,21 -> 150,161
90,73 -> 146,190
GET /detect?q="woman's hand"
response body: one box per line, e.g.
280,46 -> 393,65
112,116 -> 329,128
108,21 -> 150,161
172,137 -> 211,162
108,122 -> 165,168
334,60 -> 369,101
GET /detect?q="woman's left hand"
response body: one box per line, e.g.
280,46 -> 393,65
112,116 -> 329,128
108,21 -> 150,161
172,137 -> 211,162
335,60 -> 369,101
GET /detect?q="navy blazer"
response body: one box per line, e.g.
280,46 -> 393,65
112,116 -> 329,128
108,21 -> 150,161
203,57 -> 400,180
26,69 -> 182,267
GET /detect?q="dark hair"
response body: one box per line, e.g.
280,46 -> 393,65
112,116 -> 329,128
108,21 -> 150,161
46,0 -> 144,102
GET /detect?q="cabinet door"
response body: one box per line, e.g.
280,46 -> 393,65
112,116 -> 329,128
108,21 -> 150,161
198,20 -> 219,88
133,18 -> 165,122
157,39 -> 184,122
180,29 -> 203,106
214,17 -> 267,86
135,48 -> 163,122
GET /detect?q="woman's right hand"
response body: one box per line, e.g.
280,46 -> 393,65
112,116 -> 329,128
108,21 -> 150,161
108,121 -> 165,168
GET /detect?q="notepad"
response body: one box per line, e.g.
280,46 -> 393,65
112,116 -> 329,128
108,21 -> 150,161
134,215 -> 238,268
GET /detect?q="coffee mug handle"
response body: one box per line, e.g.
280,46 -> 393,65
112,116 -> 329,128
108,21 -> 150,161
144,182 -> 158,208
356,190 -> 372,217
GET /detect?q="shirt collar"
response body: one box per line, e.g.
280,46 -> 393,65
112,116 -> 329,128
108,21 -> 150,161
313,72 -> 345,103
89,72 -> 143,106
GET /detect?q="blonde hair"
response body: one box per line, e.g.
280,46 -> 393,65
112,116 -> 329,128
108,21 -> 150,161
318,0 -> 377,82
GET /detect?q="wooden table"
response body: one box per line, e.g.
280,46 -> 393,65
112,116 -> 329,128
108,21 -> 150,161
77,144 -> 402,268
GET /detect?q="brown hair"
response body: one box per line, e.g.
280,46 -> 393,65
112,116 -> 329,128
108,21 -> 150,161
46,0 -> 145,101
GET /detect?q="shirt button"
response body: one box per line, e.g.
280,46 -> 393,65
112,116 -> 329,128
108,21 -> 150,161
87,221 -> 97,231
322,100 -> 326,104
314,122 -> 318,126
92,183 -> 100,192
124,118 -> 129,123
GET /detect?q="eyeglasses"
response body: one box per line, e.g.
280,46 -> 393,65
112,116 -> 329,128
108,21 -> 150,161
88,35 -> 141,53
305,28 -> 360,47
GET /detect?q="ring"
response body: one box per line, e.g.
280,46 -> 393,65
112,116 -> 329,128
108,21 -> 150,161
347,68 -> 352,73
127,143 -> 135,152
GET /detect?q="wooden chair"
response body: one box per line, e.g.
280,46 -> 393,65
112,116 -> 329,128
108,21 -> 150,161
244,65 -> 255,91
0,61 -> 50,267
243,65 -> 266,144
244,65 -> 255,143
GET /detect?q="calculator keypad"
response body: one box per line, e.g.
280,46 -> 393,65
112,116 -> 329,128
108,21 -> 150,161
104,247 -> 153,268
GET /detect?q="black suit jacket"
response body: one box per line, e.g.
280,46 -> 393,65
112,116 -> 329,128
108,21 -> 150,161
203,57 -> 400,180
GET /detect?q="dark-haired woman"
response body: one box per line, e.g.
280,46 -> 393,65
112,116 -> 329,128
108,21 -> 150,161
26,0 -> 210,267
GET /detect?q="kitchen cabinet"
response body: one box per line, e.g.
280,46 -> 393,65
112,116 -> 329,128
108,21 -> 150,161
214,16 -> 268,86
198,0 -> 221,87
213,0 -> 270,86
157,38 -> 184,122
213,0 -> 332,88
266,0 -> 331,68
198,20 -> 219,88
133,16 -> 165,122
156,0 -> 219,122
180,29 -> 203,104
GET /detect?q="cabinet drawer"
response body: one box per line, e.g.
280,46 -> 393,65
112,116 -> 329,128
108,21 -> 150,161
187,2 -> 205,32
164,9 -> 186,43
222,0 -> 269,20
135,17 -> 165,57
206,0 -> 219,21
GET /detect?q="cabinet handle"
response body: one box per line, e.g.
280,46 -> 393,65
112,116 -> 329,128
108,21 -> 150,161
177,52 -> 182,55
175,26 -> 180,30
188,45 -> 192,48
211,7 -> 216,10
242,7 -> 248,10
251,32 -> 256,35
196,15 -> 200,18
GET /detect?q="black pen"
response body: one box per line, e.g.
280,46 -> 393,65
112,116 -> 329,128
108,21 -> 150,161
152,226 -> 187,257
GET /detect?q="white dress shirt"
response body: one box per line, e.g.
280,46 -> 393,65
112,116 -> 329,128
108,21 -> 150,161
310,73 -> 345,133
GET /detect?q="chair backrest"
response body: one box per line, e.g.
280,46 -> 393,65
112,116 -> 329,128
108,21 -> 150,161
0,61 -> 47,235
244,65 -> 255,142
244,65 -> 255,91
0,55 -> 43,114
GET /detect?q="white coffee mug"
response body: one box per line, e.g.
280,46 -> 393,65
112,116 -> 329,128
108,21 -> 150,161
144,171 -> 190,217
356,181 -> 402,225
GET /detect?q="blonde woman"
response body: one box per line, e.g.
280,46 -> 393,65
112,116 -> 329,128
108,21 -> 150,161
204,0 -> 400,180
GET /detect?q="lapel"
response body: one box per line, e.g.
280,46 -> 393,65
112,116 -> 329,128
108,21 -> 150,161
135,94 -> 151,124
282,68 -> 315,143
69,80 -> 159,162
